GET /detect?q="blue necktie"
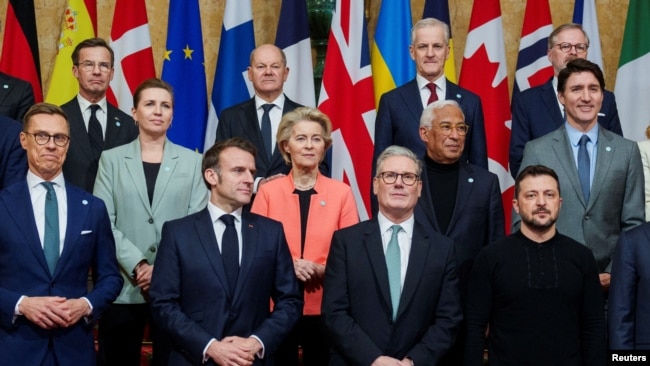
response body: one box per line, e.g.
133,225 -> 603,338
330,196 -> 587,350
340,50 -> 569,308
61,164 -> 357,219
42,182 -> 60,275
578,135 -> 591,202
220,214 -> 239,294
260,104 -> 274,160
385,225 -> 402,320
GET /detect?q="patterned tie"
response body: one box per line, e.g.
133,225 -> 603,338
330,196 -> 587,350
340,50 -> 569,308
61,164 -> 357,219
88,104 -> 103,159
578,135 -> 591,202
261,104 -> 274,160
220,214 -> 239,294
385,225 -> 402,320
42,182 -> 60,275
426,83 -> 438,105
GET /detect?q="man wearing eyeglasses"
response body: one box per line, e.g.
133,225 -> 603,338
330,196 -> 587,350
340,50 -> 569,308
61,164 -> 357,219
416,100 -> 504,365
0,103 -> 122,365
322,145 -> 462,366
60,38 -> 138,193
510,23 -> 622,178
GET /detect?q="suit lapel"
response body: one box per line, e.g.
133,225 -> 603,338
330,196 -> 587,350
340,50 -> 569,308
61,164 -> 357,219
56,185 -> 89,276
236,212 -> 260,301
551,130 -> 588,207
104,105 -> 131,147
151,140 -> 180,214
590,129 -> 615,208
362,220 -> 393,314
241,99 -> 268,164
400,80 -> 425,123
123,140 -> 153,216
418,173 -> 441,232
447,162 -> 475,233
67,101 -> 95,160
541,79 -> 565,128
398,216 -> 431,318
194,209 -> 232,298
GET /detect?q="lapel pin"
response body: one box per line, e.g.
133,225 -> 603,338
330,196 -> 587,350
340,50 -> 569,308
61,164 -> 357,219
3,84 -> 8,89
82,199 -> 88,205
248,224 -> 253,228
114,117 -> 121,127
456,93 -> 462,99
468,178 -> 474,183
164,166 -> 170,171
606,146 -> 612,152
320,201 -> 326,206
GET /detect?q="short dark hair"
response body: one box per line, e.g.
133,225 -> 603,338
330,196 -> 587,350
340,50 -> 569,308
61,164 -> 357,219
557,58 -> 605,93
23,103 -> 70,131
133,78 -> 174,109
71,38 -> 115,66
202,137 -> 257,189
514,165 -> 561,198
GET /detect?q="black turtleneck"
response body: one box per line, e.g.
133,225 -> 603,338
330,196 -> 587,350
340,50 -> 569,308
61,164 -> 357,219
424,154 -> 459,233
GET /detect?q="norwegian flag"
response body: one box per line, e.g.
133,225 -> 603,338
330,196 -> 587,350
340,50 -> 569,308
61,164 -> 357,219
513,0 -> 554,97
318,0 -> 375,220
459,0 -> 513,232
107,0 -> 155,113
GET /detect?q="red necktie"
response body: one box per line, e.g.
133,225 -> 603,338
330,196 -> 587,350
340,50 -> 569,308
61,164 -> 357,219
426,83 -> 438,105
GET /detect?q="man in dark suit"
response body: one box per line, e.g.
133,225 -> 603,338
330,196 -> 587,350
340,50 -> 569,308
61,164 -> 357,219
0,71 -> 35,120
60,38 -> 137,192
374,18 -> 488,173
322,145 -> 462,365
516,59 -> 644,291
417,100 -> 504,365
0,115 -> 26,190
0,103 -> 122,365
150,138 -> 303,366
216,44 -> 327,193
510,23 -> 622,178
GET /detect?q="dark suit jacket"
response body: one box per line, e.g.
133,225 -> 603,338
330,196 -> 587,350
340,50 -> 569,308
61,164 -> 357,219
60,97 -> 138,192
418,161 -> 504,300
374,78 -> 488,170
0,116 -> 26,190
149,208 -> 303,366
609,222 -> 650,349
0,72 -> 34,121
0,179 -> 123,365
509,78 -> 622,178
322,212 -> 462,366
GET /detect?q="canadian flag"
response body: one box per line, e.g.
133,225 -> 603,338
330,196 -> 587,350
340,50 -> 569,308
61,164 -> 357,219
318,0 -> 375,220
459,0 -> 514,232
107,0 -> 155,113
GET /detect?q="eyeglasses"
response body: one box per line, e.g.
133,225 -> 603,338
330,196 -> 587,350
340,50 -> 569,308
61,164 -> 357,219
553,43 -> 589,54
24,132 -> 70,147
77,61 -> 112,73
430,123 -> 470,136
377,172 -> 419,186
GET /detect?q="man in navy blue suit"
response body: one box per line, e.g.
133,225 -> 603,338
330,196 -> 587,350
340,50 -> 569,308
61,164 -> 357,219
150,138 -> 303,366
0,103 -> 122,365
0,115 -> 26,190
509,23 -> 622,178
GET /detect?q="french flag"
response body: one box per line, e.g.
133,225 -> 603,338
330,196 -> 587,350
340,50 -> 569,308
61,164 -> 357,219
573,0 -> 604,70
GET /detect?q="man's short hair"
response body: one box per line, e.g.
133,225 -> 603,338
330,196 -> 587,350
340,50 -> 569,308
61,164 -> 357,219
420,99 -> 464,128
23,103 -> 70,131
557,58 -> 605,93
547,23 -> 589,50
514,165 -> 561,198
375,145 -> 423,177
202,137 -> 257,189
249,45 -> 287,67
71,38 -> 115,66
411,18 -> 450,45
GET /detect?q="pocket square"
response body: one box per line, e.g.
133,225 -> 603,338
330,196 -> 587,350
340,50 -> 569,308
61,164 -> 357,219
81,230 -> 93,235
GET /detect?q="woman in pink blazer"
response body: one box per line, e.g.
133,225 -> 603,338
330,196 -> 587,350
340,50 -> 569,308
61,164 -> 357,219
252,107 -> 358,366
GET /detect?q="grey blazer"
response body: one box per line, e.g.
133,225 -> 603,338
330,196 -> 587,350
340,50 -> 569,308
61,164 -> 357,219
514,126 -> 644,272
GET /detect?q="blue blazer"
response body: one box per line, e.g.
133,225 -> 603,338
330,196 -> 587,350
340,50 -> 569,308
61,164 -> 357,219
149,208 -> 303,365
509,78 -> 622,178
322,212 -> 462,365
609,222 -> 650,349
0,180 -> 122,365
0,116 -> 26,190
417,161 -> 504,300
0,71 -> 34,121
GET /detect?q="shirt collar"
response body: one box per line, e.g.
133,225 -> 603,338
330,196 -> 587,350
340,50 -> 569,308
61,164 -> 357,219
565,121 -> 599,147
207,201 -> 243,224
76,94 -> 107,112
254,94 -> 285,110
377,211 -> 415,237
416,73 -> 446,93
26,170 -> 66,190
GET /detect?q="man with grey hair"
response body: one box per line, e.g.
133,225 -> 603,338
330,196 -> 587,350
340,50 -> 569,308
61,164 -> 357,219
417,99 -> 504,365
322,145 -> 462,365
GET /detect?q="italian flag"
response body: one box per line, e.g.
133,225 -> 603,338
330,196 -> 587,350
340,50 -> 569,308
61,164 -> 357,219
615,0 -> 650,140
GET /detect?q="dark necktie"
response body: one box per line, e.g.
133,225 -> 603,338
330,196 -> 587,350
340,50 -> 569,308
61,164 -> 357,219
261,104 -> 274,160
42,182 -> 60,275
426,83 -> 438,105
220,214 -> 239,294
578,134 -> 591,202
88,104 -> 103,159
385,225 -> 402,320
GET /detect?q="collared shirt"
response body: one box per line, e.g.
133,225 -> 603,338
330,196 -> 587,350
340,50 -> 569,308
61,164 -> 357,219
552,76 -> 564,116
416,73 -> 447,108
377,211 -> 414,289
565,122 -> 599,189
27,170 -> 67,252
76,94 -> 108,138
254,93 -> 286,155
206,201 -> 243,264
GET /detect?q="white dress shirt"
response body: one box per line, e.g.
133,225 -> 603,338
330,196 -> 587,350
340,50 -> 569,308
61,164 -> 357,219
377,212 -> 414,290
416,73 -> 447,108
77,94 -> 108,138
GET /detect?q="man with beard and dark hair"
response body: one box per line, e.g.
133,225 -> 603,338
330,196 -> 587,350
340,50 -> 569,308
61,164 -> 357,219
464,165 -> 606,366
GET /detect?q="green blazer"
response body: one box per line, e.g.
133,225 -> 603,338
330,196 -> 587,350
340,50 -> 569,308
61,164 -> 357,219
94,138 -> 208,304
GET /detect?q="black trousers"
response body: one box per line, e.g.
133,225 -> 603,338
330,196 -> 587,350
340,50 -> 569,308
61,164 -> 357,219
274,315 -> 330,366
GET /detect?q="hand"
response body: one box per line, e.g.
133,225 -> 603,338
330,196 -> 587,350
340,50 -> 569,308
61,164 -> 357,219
371,355 -> 411,366
206,337 -> 255,366
19,296 -> 69,329
293,259 -> 323,283
259,174 -> 286,187
64,298 -> 91,325
599,273 -> 611,291
134,262 -> 153,292
224,336 -> 263,358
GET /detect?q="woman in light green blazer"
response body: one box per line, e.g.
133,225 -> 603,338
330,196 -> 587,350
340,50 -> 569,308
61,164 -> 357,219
93,78 -> 208,366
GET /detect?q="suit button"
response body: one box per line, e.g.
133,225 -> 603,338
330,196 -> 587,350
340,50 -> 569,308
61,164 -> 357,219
149,246 -> 156,253
148,218 -> 154,224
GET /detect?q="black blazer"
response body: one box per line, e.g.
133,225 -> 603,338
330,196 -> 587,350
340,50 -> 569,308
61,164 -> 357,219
0,116 -> 26,190
0,72 -> 35,121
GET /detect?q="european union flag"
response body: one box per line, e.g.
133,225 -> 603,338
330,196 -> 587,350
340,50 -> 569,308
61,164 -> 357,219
162,0 -> 208,152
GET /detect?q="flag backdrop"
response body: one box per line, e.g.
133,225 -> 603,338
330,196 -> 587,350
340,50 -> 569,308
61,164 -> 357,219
45,0 -> 96,105
0,0 -> 42,102
573,0 -> 604,70
459,0 -> 513,232
615,0 -> 650,141
275,0 -> 315,108
161,0 -> 208,152
318,0 -> 375,220
204,0 -> 255,151
107,0 -> 155,114
423,0 -> 457,82
513,0 -> 553,97
371,0 -> 414,107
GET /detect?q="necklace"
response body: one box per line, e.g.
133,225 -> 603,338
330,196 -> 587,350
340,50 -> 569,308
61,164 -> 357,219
294,181 -> 315,190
